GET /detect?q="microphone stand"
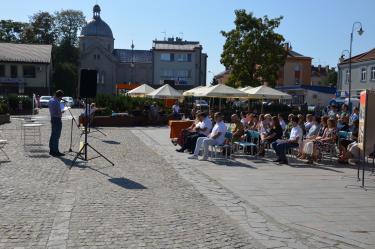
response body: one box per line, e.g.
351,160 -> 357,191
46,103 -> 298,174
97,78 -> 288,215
70,97 -> 114,169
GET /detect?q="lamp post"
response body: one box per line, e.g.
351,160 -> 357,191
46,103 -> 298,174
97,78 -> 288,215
339,50 -> 350,97
348,22 -> 364,113
130,41 -> 135,83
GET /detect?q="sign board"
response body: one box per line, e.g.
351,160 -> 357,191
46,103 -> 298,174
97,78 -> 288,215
358,90 -> 375,155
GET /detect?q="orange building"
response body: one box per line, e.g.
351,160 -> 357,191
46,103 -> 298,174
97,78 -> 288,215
215,44 -> 312,87
276,45 -> 312,87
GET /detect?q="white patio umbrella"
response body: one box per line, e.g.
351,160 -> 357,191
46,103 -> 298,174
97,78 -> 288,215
196,84 -> 248,98
182,86 -> 208,97
194,84 -> 248,111
147,84 -> 182,99
243,85 -> 291,113
127,84 -> 155,97
239,86 -> 253,92
244,85 -> 292,100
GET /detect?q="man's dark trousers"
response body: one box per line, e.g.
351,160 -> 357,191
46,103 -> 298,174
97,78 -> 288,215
49,117 -> 62,153
272,141 -> 299,161
187,133 -> 206,152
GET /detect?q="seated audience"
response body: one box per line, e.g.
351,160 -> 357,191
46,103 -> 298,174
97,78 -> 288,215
258,116 -> 283,157
338,120 -> 359,163
304,114 -> 313,132
176,112 -> 212,153
306,118 -> 337,163
229,114 -> 244,142
350,107 -> 359,125
272,116 -> 302,165
278,114 -> 286,131
189,112 -> 227,161
338,116 -> 350,132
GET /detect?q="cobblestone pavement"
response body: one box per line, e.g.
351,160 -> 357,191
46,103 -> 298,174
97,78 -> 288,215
132,128 -> 375,249
0,110 -> 259,248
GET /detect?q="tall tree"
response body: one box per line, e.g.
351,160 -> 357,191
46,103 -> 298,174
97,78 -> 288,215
27,11 -> 57,44
55,10 -> 86,46
52,62 -> 78,96
0,20 -> 27,42
221,10 -> 287,87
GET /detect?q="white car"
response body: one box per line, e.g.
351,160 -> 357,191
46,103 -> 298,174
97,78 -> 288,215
39,96 -> 52,108
62,97 -> 74,107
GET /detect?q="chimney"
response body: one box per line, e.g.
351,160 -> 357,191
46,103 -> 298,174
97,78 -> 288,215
284,42 -> 290,51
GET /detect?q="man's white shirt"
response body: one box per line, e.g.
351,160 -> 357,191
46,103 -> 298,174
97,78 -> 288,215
196,117 -> 212,136
209,121 -> 227,145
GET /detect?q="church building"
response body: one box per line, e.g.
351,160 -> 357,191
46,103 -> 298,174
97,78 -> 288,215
79,4 -> 207,94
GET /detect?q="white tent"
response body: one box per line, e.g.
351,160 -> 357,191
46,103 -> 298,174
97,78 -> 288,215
244,85 -> 292,99
182,86 -> 208,97
127,84 -> 155,97
239,86 -> 253,92
195,84 -> 248,98
147,84 -> 182,99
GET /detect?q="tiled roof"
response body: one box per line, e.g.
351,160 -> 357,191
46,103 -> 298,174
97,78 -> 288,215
287,50 -> 311,58
339,48 -> 375,65
0,43 -> 52,63
114,49 -> 152,63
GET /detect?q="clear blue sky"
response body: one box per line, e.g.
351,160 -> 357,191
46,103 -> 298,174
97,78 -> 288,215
2,0 -> 375,81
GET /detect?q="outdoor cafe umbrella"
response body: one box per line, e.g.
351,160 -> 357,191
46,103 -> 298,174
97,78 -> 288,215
182,86 -> 208,97
243,85 -> 292,100
195,84 -> 248,110
147,84 -> 182,99
243,85 -> 291,113
127,84 -> 155,97
238,86 -> 253,92
195,84 -> 248,98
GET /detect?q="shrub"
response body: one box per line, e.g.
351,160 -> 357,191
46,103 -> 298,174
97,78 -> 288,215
95,94 -> 164,113
0,99 -> 8,114
6,94 -> 33,112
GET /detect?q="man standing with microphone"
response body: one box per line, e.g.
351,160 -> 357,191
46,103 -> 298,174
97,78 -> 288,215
48,90 -> 65,157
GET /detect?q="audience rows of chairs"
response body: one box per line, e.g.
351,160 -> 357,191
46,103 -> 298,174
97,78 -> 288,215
173,104 -> 369,166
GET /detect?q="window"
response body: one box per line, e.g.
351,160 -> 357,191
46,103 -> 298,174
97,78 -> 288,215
160,53 -> 171,61
176,54 -> 188,62
161,69 -> 173,78
361,67 -> 366,81
160,53 -> 174,61
175,69 -> 191,78
345,70 -> 349,84
23,65 -> 36,78
187,54 -> 192,62
10,65 -> 17,78
371,66 -> 375,80
101,72 -> 105,85
0,65 -> 4,77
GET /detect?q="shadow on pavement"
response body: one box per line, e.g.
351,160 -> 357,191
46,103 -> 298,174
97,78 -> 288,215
102,140 -> 121,145
109,177 -> 147,190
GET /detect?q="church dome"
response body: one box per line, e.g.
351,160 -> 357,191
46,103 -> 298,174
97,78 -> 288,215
80,5 -> 113,38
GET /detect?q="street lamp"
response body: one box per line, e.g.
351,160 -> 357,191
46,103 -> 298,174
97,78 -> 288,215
348,22 -> 364,113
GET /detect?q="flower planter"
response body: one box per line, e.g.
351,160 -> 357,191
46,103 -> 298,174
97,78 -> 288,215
0,114 -> 10,124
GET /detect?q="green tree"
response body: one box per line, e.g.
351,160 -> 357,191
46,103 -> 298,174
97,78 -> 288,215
52,62 -> 78,96
0,20 -> 27,42
55,10 -> 86,45
323,71 -> 338,87
221,10 -> 287,87
27,11 -> 57,44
